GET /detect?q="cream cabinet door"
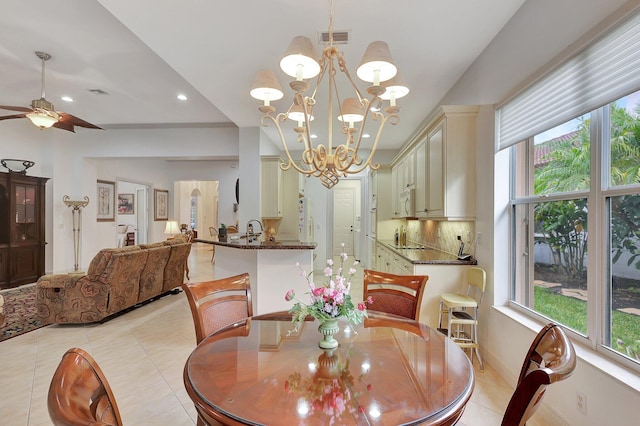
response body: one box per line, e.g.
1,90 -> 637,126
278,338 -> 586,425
415,139 -> 427,216
260,158 -> 283,218
427,123 -> 444,218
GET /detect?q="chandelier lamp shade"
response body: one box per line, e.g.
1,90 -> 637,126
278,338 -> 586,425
250,0 -> 408,188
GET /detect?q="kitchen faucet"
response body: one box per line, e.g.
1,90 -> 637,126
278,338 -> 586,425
246,219 -> 263,243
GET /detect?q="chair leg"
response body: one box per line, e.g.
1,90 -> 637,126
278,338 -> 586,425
472,321 -> 484,372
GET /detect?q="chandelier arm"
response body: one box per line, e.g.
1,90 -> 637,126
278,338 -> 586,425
311,144 -> 329,172
346,114 -> 397,174
348,104 -> 380,155
301,97 -> 315,152
337,54 -> 366,104
261,113 -> 315,176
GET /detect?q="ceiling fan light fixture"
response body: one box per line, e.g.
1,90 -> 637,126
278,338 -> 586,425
26,111 -> 58,128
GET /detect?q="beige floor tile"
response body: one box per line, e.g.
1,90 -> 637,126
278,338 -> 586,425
2,242 -> 533,425
118,381 -> 184,424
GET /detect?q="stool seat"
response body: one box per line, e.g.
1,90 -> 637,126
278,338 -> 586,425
440,292 -> 477,308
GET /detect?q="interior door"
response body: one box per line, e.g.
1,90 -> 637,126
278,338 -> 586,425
333,185 -> 355,256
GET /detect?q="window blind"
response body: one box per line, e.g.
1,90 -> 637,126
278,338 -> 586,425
497,8 -> 640,151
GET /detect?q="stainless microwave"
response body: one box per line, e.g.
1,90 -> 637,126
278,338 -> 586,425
400,188 -> 415,217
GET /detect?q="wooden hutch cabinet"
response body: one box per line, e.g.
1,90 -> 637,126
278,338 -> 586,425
0,171 -> 48,289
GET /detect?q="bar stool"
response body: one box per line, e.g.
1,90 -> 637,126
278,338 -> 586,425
438,266 -> 486,371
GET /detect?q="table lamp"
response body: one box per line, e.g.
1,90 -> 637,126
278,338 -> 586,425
164,220 -> 180,239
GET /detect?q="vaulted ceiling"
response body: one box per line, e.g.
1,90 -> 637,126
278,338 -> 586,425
0,0 -> 629,153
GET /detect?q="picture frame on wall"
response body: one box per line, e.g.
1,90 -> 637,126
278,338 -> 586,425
154,188 -> 169,221
96,180 -> 116,222
118,193 -> 135,215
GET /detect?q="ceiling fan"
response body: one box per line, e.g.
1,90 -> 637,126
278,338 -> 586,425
0,51 -> 102,132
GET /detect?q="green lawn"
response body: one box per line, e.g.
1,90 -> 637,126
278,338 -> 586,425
534,286 -> 640,359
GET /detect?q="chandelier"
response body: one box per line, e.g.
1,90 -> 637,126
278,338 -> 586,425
250,0 -> 408,188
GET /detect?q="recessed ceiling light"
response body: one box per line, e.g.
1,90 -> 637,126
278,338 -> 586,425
61,96 -> 73,102
362,133 -> 370,138
177,94 -> 188,101
311,134 -> 318,139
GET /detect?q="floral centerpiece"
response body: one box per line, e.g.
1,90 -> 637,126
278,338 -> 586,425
285,244 -> 372,348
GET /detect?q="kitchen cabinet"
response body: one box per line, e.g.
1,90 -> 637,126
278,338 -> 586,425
391,149 -> 416,218
415,105 -> 478,220
369,166 -> 391,221
0,171 -> 48,289
415,139 -> 427,215
373,241 -> 472,328
391,165 -> 400,218
260,157 -> 283,218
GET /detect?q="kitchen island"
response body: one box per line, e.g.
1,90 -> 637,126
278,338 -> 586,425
196,239 -> 316,315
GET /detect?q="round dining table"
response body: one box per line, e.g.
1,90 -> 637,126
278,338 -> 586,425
184,311 -> 474,426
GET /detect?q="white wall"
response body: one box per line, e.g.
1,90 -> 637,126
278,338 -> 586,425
433,1 -> 640,425
3,122 -> 240,273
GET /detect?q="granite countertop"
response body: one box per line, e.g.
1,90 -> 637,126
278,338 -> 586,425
195,238 -> 317,250
378,240 -> 477,265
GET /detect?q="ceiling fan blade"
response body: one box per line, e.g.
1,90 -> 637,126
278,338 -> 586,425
52,120 -> 76,132
0,105 -> 34,113
0,113 -> 28,121
57,112 -> 102,130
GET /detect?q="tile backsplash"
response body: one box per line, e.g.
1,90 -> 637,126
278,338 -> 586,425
401,220 -> 476,257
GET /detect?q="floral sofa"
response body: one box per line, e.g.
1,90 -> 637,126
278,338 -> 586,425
36,239 -> 191,324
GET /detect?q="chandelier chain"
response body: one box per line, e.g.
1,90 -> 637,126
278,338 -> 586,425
328,0 -> 334,46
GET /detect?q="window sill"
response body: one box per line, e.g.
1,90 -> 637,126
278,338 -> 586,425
492,305 -> 640,394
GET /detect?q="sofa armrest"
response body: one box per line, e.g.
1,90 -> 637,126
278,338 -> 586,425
36,274 -> 110,324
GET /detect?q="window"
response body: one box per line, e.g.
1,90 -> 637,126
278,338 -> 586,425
499,7 -> 640,369
509,91 -> 640,367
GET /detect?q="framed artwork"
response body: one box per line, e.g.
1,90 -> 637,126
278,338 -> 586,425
96,180 -> 116,222
118,193 -> 135,215
154,188 -> 169,221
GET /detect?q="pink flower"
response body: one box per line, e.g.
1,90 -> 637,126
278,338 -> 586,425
357,302 -> 366,311
285,289 -> 295,301
312,287 -> 324,297
367,296 -> 373,304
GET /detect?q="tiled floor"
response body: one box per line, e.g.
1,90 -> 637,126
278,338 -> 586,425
0,243 -> 531,425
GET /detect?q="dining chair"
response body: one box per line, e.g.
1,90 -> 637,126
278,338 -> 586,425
208,226 -> 218,263
501,323 -> 577,426
48,347 -> 123,426
182,272 -> 253,344
363,269 -> 428,321
438,266 -> 486,371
